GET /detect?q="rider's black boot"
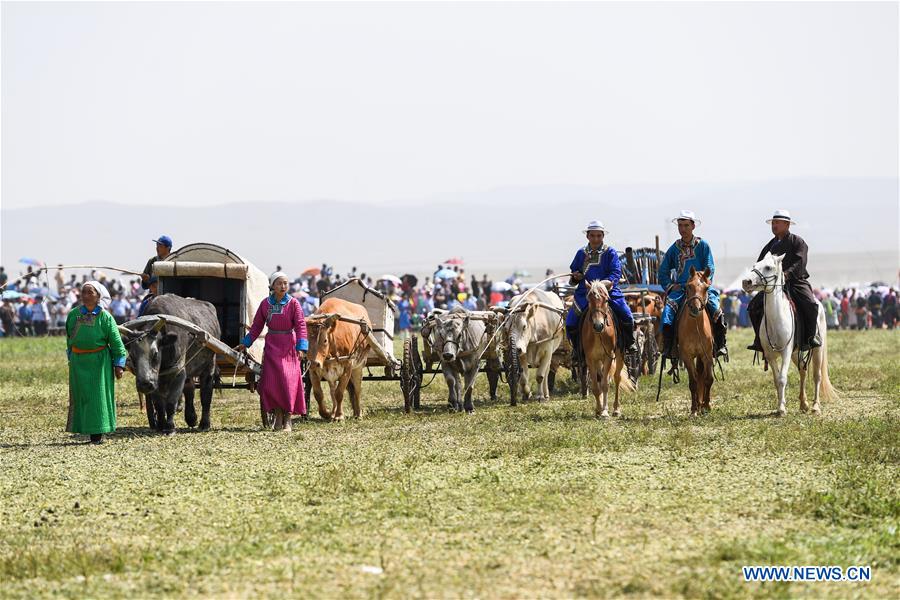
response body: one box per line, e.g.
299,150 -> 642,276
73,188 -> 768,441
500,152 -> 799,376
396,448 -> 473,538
712,310 -> 729,359
662,324 -> 675,359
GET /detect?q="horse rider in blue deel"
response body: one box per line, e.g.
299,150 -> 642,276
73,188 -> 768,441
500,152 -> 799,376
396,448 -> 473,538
566,220 -> 636,352
658,210 -> 728,359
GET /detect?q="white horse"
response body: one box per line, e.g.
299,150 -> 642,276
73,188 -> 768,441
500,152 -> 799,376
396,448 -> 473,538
742,252 -> 837,416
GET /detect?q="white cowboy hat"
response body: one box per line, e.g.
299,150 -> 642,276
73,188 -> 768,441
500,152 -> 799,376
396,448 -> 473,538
672,209 -> 701,226
766,209 -> 797,225
583,220 -> 608,234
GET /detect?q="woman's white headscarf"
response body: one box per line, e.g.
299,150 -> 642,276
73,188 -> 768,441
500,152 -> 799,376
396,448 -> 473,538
269,271 -> 290,288
81,281 -> 111,310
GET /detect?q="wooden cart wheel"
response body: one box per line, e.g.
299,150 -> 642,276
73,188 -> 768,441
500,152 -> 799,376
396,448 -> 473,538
401,338 -> 414,413
411,335 -> 423,410
302,359 -> 312,409
504,333 -> 520,406
646,330 -> 660,375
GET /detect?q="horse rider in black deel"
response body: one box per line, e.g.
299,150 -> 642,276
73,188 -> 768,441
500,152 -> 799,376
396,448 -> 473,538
747,209 -> 822,352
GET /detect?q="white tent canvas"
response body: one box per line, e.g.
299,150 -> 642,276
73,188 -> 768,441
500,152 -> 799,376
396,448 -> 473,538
322,278 -> 398,362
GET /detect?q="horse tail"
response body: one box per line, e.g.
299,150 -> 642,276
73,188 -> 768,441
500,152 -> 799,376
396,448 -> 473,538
614,353 -> 636,393
818,334 -> 838,402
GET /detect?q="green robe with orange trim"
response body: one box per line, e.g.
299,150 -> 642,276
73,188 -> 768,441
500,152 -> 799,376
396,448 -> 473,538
65,307 -> 127,434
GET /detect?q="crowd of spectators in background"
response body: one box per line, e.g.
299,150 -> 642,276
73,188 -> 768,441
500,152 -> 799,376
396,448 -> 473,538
1,260 -> 896,338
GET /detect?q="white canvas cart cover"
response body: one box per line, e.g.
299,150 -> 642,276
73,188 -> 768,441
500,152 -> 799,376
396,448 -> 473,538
153,243 -> 269,364
322,278 -> 398,363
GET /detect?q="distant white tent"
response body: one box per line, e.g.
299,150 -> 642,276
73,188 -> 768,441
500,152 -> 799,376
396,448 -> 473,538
723,268 -> 753,293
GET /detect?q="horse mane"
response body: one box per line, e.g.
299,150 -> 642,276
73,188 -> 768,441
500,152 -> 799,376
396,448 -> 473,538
589,280 -> 609,298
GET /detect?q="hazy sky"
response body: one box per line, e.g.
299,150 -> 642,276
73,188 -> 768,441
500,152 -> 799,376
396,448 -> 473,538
2,1 -> 898,209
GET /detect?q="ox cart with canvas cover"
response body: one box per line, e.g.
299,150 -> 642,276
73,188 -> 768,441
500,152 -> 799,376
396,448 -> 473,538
120,243 -> 272,424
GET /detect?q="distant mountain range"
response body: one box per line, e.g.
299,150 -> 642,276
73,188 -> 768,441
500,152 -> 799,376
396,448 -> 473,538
2,178 -> 897,288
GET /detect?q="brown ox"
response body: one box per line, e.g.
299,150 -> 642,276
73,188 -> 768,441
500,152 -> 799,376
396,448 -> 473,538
582,280 -> 635,417
306,298 -> 371,421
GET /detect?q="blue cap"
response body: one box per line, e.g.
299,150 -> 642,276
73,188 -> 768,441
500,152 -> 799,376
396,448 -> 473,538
153,235 -> 173,248
148,275 -> 159,284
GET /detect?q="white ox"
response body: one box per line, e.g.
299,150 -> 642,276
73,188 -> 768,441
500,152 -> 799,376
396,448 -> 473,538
502,288 -> 566,404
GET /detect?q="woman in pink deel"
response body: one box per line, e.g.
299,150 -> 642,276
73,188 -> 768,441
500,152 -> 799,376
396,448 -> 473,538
235,272 -> 307,431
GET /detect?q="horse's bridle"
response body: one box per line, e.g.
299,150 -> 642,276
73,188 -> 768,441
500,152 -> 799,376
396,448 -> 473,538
588,289 -> 611,327
751,267 -> 783,294
685,292 -> 707,315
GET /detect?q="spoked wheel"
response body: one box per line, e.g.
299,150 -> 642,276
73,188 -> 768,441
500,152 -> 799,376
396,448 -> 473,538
504,333 -> 521,406
645,330 -> 660,376
302,359 -> 312,411
401,338 -> 415,413
411,336 -> 423,410
626,346 -> 642,384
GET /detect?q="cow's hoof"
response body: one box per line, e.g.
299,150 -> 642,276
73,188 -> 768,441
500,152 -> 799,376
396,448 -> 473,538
199,423 -> 210,432
811,404 -> 821,415
332,415 -> 344,423
599,411 -> 610,419
162,429 -> 175,436
612,409 -> 621,417
185,414 -> 198,428
775,409 -> 786,417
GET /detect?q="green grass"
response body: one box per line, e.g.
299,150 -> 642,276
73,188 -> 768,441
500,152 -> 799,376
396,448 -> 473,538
1,329 -> 898,598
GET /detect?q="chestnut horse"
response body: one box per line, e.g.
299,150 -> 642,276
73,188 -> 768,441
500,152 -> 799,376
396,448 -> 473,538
581,280 -> 635,417
677,266 -> 715,415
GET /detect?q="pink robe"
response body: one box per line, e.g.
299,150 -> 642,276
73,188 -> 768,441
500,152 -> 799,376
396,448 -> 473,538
247,296 -> 307,415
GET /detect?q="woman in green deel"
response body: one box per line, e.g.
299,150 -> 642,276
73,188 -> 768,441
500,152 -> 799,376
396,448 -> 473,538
66,281 -> 127,444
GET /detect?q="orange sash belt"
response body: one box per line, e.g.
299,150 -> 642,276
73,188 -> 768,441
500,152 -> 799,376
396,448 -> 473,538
71,346 -> 106,354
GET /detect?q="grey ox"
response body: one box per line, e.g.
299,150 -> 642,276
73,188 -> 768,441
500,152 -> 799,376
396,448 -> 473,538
120,294 -> 220,434
422,307 -> 501,413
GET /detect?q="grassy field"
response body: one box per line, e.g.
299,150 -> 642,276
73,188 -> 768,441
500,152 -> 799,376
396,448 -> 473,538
1,328 -> 897,599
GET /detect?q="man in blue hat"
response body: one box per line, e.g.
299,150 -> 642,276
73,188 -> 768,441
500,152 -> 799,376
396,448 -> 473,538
141,236 -> 172,290
566,220 -> 635,351
657,210 -> 727,359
